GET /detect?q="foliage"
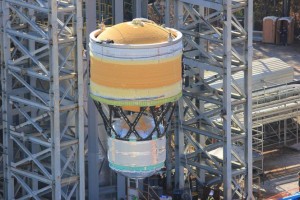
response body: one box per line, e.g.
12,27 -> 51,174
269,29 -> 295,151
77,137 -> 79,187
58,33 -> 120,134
254,0 -> 283,31
254,0 -> 300,36
290,0 -> 300,36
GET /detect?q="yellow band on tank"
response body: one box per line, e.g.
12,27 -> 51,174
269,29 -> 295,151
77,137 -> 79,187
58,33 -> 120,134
90,54 -> 182,89
90,92 -> 182,106
90,80 -> 182,100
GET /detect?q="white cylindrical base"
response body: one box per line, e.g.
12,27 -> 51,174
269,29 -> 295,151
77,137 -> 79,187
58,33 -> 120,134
107,136 -> 166,178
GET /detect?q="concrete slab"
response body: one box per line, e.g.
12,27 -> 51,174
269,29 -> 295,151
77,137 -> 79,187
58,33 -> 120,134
253,41 -> 300,80
259,148 -> 300,199
288,143 -> 300,151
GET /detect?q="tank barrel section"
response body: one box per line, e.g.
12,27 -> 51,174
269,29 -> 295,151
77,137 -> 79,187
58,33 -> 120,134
89,18 -> 183,178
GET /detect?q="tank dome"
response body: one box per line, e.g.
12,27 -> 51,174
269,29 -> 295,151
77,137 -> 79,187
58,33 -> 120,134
96,18 -> 174,44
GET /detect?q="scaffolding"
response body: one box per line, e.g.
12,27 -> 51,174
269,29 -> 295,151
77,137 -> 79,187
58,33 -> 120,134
67,0 -> 255,199
1,0 -> 84,199
1,0 -> 299,199
172,0 -> 253,199
99,0 -> 114,25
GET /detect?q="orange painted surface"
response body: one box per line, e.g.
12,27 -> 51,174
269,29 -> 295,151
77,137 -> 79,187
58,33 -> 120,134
96,20 -> 175,44
122,106 -> 140,112
90,56 -> 182,89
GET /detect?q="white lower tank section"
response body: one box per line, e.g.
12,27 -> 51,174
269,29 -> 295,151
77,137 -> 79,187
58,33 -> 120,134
107,136 -> 166,178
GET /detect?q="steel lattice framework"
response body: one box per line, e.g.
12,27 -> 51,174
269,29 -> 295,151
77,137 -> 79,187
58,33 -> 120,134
173,0 -> 254,199
0,0 -> 254,199
1,0 -> 85,199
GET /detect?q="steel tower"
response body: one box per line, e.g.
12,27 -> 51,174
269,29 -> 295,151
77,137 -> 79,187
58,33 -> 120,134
1,0 -> 85,199
0,0 -> 254,199
172,0 -> 254,199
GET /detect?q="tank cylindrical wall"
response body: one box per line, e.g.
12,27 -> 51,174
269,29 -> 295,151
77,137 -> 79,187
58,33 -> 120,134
108,136 -> 166,178
89,28 -> 183,107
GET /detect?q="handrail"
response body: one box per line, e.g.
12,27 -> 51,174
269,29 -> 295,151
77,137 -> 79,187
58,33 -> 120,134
127,187 -> 148,200
128,182 -> 162,200
143,182 -> 161,200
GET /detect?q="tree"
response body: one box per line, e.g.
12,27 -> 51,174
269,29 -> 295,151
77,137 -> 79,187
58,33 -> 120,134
254,0 -> 299,37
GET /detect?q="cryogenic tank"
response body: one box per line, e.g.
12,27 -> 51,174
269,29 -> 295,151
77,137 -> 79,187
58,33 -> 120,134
89,18 -> 182,178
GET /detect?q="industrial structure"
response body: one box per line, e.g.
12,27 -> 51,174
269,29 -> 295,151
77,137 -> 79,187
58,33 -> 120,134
1,0 -> 85,199
0,0 -> 299,200
89,19 -> 183,178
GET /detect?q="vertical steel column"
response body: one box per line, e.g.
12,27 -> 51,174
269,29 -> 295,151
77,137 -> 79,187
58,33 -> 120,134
115,0 -> 124,23
245,1 -> 253,198
284,119 -> 287,145
0,0 -> 4,198
86,0 -> 101,199
174,0 -> 185,190
222,1 -> 233,198
75,1 -> 85,199
2,0 -> 84,198
297,117 -> 299,144
117,174 -> 126,199
2,0 -> 13,198
174,0 -> 183,30
141,0 -> 148,18
135,0 -> 142,18
134,0 -> 148,19
49,1 -> 62,197
175,99 -> 185,189
164,0 -> 170,26
198,6 -> 206,193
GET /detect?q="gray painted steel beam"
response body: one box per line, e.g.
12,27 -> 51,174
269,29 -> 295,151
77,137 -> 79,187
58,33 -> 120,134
85,0 -> 101,199
115,0 -> 124,23
175,0 -> 254,198
222,0 -> 233,198
244,0 -> 253,198
135,0 -> 142,18
117,174 -> 126,199
164,0 -> 170,26
2,0 -> 85,198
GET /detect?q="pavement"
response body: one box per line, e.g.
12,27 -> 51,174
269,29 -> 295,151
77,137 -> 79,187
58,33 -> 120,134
257,147 -> 300,199
253,41 -> 300,79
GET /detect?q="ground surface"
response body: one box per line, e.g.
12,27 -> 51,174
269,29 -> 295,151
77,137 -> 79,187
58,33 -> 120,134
252,41 -> 300,199
253,41 -> 300,79
259,147 -> 300,199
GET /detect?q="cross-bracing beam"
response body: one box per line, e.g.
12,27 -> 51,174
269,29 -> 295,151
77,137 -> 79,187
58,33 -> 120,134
1,0 -> 85,198
173,0 -> 254,199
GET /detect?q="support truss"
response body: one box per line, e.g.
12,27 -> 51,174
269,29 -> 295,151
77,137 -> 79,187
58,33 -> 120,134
1,0 -> 84,199
174,0 -> 253,199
